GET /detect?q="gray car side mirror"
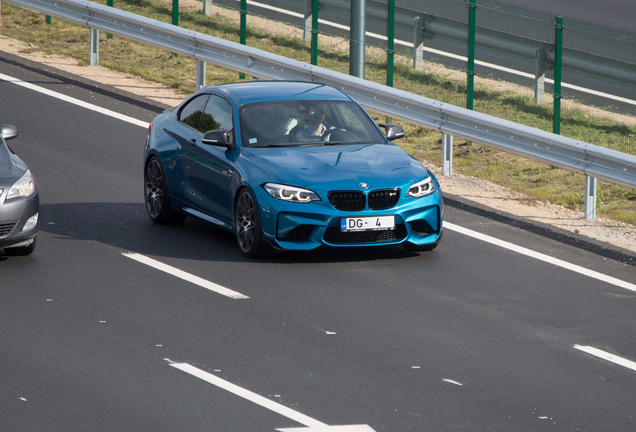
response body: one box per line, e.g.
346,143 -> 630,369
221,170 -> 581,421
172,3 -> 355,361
0,125 -> 19,141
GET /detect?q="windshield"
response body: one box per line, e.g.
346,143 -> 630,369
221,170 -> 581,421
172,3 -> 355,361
239,100 -> 385,147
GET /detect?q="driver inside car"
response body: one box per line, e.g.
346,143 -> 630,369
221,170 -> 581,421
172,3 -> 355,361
296,105 -> 327,137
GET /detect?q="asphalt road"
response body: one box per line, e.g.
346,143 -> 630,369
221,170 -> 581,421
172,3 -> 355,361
2,54 -> 636,432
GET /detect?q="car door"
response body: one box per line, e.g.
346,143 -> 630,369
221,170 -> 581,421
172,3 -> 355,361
168,94 -> 208,206
176,93 -> 236,223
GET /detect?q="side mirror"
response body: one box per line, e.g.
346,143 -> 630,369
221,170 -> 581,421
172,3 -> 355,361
379,123 -> 406,141
202,129 -> 236,150
0,124 -> 19,141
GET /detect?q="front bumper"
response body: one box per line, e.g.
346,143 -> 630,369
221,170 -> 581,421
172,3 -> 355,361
254,184 -> 443,251
0,191 -> 39,249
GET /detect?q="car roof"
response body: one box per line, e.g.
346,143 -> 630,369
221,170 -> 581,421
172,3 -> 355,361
206,81 -> 353,105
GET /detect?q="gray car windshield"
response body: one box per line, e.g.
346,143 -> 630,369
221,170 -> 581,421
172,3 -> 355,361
240,100 -> 385,147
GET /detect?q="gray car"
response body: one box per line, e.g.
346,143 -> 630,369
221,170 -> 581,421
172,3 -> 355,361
0,125 -> 39,256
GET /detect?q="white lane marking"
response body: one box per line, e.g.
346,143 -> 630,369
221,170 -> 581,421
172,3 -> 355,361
278,426 -> 376,431
442,379 -> 463,386
0,72 -> 150,128
444,222 -> 636,293
123,252 -> 249,299
168,361 -> 328,428
574,345 -> 636,372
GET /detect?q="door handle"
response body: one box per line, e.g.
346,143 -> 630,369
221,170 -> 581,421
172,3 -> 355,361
189,138 -> 197,146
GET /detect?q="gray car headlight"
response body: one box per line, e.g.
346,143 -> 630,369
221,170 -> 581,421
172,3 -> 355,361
264,183 -> 321,203
406,177 -> 435,198
6,170 -> 36,201
22,213 -> 38,232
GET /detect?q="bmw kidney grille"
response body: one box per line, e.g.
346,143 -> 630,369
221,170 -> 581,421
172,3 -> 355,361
328,188 -> 400,211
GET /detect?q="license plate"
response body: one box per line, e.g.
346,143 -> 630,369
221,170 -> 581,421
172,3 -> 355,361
341,215 -> 395,232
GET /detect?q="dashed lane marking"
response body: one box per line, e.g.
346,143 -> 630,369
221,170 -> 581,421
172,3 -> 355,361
123,252 -> 249,299
574,345 -> 636,372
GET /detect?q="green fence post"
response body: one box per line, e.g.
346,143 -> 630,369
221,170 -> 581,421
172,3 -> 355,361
466,0 -> 476,111
240,0 -> 246,79
107,0 -> 113,39
311,0 -> 318,65
553,16 -> 563,135
172,0 -> 179,57
386,0 -> 395,123
172,0 -> 179,26
466,0 -> 476,146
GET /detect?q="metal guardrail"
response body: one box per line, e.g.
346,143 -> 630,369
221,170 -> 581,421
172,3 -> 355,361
3,0 -> 636,215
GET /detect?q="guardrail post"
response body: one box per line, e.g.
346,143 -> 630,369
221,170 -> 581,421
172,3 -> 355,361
203,0 -> 212,16
350,0 -> 366,79
196,60 -> 206,89
89,28 -> 99,66
535,48 -> 545,104
553,16 -> 563,135
442,134 -> 453,176
303,0 -> 312,41
413,16 -> 423,71
585,176 -> 597,219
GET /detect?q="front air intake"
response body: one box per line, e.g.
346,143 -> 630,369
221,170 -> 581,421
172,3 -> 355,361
0,222 -> 17,238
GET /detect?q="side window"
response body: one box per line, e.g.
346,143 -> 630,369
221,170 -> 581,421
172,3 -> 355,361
200,95 -> 233,133
178,95 -> 209,130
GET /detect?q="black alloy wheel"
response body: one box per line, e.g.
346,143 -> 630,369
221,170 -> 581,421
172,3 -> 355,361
235,188 -> 267,257
144,157 -> 186,224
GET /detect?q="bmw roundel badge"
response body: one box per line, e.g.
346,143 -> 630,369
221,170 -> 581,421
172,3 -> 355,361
360,182 -> 369,189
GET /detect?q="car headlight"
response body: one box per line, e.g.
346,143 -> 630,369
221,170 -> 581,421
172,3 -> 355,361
406,177 -> 435,198
263,183 -> 321,203
22,213 -> 38,232
6,170 -> 36,201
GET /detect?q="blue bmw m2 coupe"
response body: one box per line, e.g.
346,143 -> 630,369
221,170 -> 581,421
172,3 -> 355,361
144,81 -> 443,257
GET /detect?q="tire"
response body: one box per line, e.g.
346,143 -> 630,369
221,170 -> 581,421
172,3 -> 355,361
235,188 -> 268,258
4,236 -> 37,256
144,157 -> 186,224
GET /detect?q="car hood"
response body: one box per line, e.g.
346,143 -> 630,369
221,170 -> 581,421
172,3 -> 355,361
242,143 -> 428,189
